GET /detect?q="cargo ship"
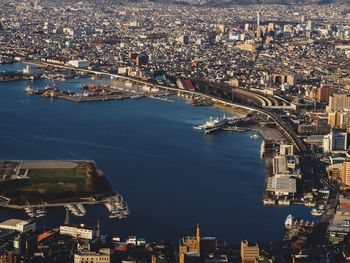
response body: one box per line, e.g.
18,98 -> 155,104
194,115 -> 238,133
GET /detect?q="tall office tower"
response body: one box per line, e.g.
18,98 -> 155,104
179,224 -> 200,263
306,20 -> 315,31
327,93 -> 350,112
317,84 -> 337,103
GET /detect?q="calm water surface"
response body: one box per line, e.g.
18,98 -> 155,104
0,64 -> 314,244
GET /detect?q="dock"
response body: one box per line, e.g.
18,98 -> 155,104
147,95 -> 175,103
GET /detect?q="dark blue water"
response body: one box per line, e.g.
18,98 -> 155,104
0,64 -> 314,244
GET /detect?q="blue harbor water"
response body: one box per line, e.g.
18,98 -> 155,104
0,64 -> 314,244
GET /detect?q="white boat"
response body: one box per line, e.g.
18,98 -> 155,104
105,194 -> 130,219
260,141 -> 265,158
122,202 -> 130,216
66,203 -> 85,217
251,134 -> 260,140
76,203 -> 87,216
105,201 -> 116,212
285,214 -> 294,229
196,114 -> 238,131
35,201 -> 47,217
278,198 -> 290,205
131,95 -> 143,99
305,201 -> 316,207
263,199 -> 275,205
311,208 -> 323,216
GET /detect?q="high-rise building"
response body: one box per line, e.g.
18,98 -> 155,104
323,131 -> 349,153
328,111 -> 350,129
342,159 -> 350,186
179,224 -> 200,263
317,84 -> 337,103
240,240 -> 259,263
0,251 -> 17,263
200,237 -> 217,261
327,94 -> 350,112
306,20 -> 315,31
256,27 -> 262,41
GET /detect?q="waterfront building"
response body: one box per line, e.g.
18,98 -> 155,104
126,236 -> 146,246
74,249 -> 110,263
67,60 -> 90,69
327,163 -> 343,182
240,240 -> 259,263
0,219 -> 35,233
59,224 -> 95,240
22,65 -> 44,76
177,78 -> 196,91
272,155 -> 301,179
266,176 -> 296,197
328,213 -> 350,244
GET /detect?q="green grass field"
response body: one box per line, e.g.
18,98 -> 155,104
24,165 -> 88,193
0,161 -> 113,205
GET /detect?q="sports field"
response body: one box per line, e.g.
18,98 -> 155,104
0,160 -> 113,205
